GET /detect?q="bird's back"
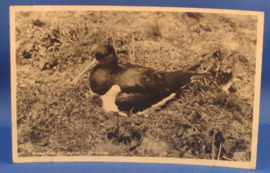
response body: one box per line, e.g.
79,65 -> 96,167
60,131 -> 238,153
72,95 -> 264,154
116,64 -> 169,94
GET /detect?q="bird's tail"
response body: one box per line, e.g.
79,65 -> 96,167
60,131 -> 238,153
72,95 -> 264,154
190,72 -> 209,81
163,70 -> 208,92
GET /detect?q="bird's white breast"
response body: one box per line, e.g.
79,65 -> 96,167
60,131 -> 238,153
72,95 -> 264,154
100,85 -> 121,112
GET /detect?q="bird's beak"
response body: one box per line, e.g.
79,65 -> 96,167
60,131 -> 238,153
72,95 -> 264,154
71,58 -> 99,84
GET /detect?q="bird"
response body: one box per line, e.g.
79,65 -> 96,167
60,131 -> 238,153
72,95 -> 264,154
72,45 -> 208,116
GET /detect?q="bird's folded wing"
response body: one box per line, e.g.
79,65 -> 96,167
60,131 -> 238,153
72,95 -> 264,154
116,66 -> 169,94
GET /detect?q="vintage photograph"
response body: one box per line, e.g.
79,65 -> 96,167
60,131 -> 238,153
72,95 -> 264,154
10,6 -> 264,168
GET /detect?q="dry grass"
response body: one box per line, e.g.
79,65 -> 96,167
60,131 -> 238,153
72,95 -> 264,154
15,10 -> 257,161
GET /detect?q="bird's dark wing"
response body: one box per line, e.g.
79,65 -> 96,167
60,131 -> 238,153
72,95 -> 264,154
116,65 -> 169,94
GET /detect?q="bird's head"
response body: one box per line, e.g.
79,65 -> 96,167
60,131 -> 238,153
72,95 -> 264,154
71,45 -> 118,84
94,45 -> 118,65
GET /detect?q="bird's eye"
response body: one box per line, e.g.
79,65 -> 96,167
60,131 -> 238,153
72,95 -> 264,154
95,52 -> 103,61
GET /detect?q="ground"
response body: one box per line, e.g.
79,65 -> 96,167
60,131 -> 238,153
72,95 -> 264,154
14,10 -> 257,161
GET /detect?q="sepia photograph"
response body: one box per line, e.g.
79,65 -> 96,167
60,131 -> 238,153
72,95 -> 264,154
10,6 -> 264,169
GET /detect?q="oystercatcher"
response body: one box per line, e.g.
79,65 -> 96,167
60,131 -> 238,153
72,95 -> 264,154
72,45 -> 208,116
